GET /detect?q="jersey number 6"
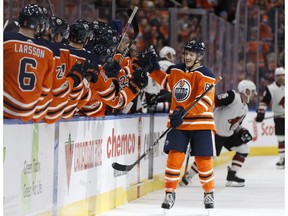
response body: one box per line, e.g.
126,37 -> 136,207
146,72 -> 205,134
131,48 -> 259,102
18,58 -> 37,91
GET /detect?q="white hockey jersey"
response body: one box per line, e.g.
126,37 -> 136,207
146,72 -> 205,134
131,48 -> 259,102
159,59 -> 174,72
214,90 -> 248,137
260,82 -> 285,116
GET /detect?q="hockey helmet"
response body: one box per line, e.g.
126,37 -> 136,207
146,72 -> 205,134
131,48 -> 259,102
159,46 -> 176,58
38,6 -> 52,37
238,80 -> 257,103
51,16 -> 69,39
184,40 -> 205,55
91,27 -> 120,63
69,19 -> 93,44
275,67 -> 285,76
19,4 -> 44,30
90,20 -> 109,37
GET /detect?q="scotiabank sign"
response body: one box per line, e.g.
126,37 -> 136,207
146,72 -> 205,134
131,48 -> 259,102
107,128 -> 136,158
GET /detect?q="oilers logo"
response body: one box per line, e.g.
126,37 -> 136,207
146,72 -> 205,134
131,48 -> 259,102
173,79 -> 191,102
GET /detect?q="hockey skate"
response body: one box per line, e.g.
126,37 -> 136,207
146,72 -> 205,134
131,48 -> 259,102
204,191 -> 214,209
276,158 -> 285,169
226,166 -> 245,187
161,192 -> 175,210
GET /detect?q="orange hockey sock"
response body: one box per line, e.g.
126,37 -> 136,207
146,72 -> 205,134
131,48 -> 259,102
194,156 -> 214,192
164,150 -> 185,192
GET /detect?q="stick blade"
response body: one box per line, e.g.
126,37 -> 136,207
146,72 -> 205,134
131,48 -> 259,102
112,162 -> 134,172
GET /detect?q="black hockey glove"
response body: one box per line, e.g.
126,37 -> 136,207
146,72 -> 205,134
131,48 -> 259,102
238,128 -> 252,144
255,109 -> 265,122
133,46 -> 160,73
103,59 -> 121,78
146,45 -> 161,72
83,60 -> 100,83
170,106 -> 185,129
129,68 -> 148,94
67,61 -> 85,87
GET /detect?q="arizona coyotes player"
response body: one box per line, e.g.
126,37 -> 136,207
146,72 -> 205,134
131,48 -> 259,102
140,41 -> 216,210
4,4 -> 55,122
256,67 -> 285,168
180,80 -> 257,188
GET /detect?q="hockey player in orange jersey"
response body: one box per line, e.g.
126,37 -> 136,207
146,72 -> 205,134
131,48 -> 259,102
43,16 -> 74,124
4,4 -> 55,122
32,9 -> 75,123
138,41 -> 216,210
79,21 -> 148,117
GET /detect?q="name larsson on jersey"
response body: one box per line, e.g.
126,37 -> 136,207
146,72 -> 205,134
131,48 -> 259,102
14,43 -> 45,58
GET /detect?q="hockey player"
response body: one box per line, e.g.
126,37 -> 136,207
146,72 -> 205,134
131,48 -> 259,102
139,41 -> 217,210
4,4 -> 55,122
256,67 -> 285,168
180,80 -> 257,187
158,46 -> 176,72
79,21 -> 148,117
43,16 -> 75,123
50,16 -> 70,43
61,18 -> 101,120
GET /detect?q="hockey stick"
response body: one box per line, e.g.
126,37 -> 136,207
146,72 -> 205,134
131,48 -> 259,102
47,0 -> 55,16
182,146 -> 190,179
112,76 -> 222,172
3,20 -> 9,31
119,8 -> 139,64
112,6 -> 138,60
249,114 -> 285,123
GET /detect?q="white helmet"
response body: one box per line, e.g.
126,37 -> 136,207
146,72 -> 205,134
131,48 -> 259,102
238,80 -> 257,103
159,46 -> 176,59
275,67 -> 285,76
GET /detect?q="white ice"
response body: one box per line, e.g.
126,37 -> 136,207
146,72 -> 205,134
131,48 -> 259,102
99,155 -> 285,216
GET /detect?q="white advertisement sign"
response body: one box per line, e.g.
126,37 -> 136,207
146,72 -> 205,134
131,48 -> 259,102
3,123 -> 54,216
242,111 -> 278,147
57,116 -> 141,207
152,114 -> 169,175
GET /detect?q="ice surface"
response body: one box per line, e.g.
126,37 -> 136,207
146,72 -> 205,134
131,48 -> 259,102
99,155 -> 285,216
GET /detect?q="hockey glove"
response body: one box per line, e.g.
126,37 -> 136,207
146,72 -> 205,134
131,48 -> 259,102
255,109 -> 265,122
103,59 -> 121,78
133,46 -> 160,73
170,106 -> 185,129
67,61 -> 85,87
146,45 -> 161,72
83,60 -> 100,83
129,68 -> 148,94
238,128 -> 252,143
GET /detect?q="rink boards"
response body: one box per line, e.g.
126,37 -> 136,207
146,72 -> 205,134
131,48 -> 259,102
3,112 -> 278,216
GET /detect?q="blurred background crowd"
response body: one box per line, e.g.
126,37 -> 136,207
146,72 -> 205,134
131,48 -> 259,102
4,0 -> 285,110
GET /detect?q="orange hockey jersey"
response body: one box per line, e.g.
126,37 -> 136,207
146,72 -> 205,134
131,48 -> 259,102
61,47 -> 101,120
150,64 -> 216,132
44,42 -> 75,124
4,32 -> 55,122
80,63 -> 140,117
